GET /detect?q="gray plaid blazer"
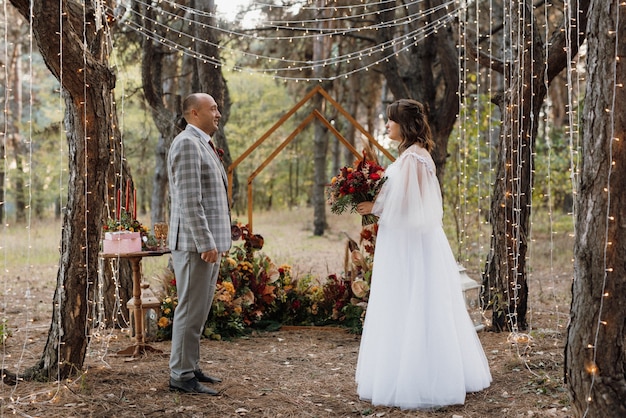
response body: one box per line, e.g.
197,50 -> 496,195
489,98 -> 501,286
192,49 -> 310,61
168,125 -> 232,253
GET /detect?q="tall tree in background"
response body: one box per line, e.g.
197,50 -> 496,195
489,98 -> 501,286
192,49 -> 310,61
127,0 -> 235,226
192,0 -> 235,195
132,0 -> 183,226
2,10 -> 29,223
375,0 -> 459,188
471,0 -> 589,331
8,0 -> 131,380
566,1 -> 626,415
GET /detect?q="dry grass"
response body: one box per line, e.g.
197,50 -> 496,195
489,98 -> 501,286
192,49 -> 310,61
1,208 -> 574,417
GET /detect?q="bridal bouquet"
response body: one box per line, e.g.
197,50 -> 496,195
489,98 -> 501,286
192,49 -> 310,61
327,155 -> 386,225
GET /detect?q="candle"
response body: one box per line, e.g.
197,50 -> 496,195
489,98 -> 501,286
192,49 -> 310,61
133,189 -> 137,220
116,189 -> 121,220
125,179 -> 130,213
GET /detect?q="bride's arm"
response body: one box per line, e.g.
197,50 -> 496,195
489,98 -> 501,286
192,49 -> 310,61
373,152 -> 442,228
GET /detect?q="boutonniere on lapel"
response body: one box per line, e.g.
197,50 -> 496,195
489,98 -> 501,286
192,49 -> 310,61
209,140 -> 225,162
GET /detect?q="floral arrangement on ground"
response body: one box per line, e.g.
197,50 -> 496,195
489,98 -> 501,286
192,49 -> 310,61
155,222 -> 378,340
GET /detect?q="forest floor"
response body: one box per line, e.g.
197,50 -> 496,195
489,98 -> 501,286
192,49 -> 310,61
1,209 -> 574,417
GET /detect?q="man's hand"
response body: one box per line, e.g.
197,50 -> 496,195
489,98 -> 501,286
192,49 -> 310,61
201,248 -> 219,263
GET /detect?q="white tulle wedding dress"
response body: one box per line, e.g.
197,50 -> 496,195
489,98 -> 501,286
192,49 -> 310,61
355,145 -> 492,410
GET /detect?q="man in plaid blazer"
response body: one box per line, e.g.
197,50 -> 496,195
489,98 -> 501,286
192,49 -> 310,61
167,93 -> 231,395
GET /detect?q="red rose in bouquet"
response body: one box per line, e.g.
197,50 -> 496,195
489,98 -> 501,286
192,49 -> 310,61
327,154 -> 386,225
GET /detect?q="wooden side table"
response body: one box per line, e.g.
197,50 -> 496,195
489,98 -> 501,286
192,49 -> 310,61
100,249 -> 171,357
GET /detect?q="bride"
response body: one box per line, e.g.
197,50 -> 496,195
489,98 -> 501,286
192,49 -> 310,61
355,99 -> 492,409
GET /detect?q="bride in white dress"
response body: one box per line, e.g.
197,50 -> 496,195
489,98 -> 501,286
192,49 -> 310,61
355,99 -> 492,409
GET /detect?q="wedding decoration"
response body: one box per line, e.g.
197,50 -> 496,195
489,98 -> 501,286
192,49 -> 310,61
102,231 -> 142,254
327,153 -> 386,225
155,223 -> 379,340
102,210 -> 157,253
155,273 -> 178,341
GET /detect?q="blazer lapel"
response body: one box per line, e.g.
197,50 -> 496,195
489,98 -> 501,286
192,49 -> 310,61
186,126 -> 229,190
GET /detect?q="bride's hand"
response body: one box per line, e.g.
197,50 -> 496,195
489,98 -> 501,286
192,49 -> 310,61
357,202 -> 374,215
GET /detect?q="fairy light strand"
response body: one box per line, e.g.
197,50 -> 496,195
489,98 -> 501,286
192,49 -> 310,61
118,2 -> 456,66
82,0 -> 90,344
473,0 -> 481,269
89,10 -> 133,363
55,0 -> 65,389
12,0 -> 37,390
1,0 -> 10,399
154,0 -> 454,37
107,1 -> 459,81
543,0 -> 561,336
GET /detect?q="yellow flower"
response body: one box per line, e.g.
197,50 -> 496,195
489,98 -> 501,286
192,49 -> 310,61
157,317 -> 170,328
227,257 -> 237,267
222,281 -> 235,295
331,176 -> 337,184
217,292 -> 232,303
164,297 -> 172,304
163,308 -> 171,315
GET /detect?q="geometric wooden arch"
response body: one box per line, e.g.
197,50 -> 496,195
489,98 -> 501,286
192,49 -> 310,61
227,85 -> 394,232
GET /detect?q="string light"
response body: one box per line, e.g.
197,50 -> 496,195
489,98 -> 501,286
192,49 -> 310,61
1,0 -> 11,402
0,0 -> 615,412
108,0 -> 459,81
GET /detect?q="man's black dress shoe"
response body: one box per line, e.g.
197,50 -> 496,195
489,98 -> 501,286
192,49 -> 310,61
194,370 -> 222,384
169,377 -> 218,395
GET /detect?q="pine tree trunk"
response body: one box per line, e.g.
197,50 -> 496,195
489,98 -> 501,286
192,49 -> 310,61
139,4 -> 180,226
193,0 -> 237,205
9,0 -> 129,380
312,0 -> 330,236
7,41 -> 26,223
565,1 -> 626,415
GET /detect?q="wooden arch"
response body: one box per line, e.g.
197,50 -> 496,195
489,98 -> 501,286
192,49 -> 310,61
227,85 -> 394,232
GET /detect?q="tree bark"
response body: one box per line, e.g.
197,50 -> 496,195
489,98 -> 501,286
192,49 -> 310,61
9,0 -> 129,380
312,0 -> 331,236
376,0 -> 459,190
565,1 -> 626,415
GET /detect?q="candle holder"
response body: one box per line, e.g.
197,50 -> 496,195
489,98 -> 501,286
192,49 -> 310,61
154,222 -> 169,249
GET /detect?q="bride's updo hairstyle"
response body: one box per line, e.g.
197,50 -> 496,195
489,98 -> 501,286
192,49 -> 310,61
386,99 -> 435,154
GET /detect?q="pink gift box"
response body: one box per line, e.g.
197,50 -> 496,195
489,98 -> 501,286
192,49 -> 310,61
102,231 -> 142,254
